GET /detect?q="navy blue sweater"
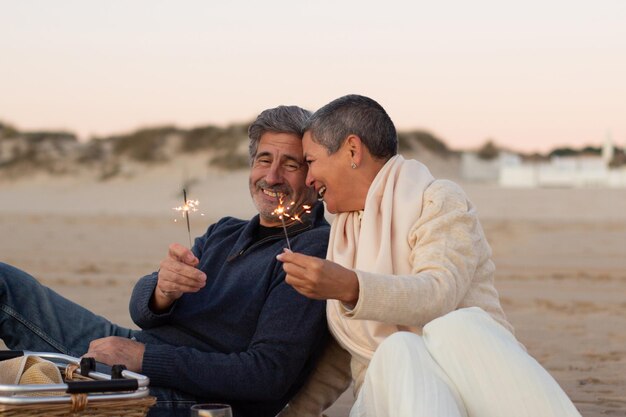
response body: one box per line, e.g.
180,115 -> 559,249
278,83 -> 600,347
129,203 -> 329,417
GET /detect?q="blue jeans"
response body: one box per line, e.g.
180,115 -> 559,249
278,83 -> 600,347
0,262 -> 196,416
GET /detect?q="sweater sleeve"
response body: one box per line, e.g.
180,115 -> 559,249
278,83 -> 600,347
139,237 -> 329,402
129,272 -> 161,328
343,180 -> 490,327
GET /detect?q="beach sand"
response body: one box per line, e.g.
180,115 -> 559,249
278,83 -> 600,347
0,167 -> 624,416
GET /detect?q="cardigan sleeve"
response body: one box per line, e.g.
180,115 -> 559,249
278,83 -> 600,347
342,180 -> 492,327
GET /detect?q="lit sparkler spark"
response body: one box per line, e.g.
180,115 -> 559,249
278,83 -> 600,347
272,197 -> 312,251
173,189 -> 199,248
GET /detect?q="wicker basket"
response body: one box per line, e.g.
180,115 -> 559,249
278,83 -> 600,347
0,351 -> 155,416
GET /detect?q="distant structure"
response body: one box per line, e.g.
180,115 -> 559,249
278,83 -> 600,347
602,133 -> 615,166
461,134 -> 626,188
461,151 -> 521,183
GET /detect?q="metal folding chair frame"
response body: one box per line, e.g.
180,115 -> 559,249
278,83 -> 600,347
0,351 -> 151,406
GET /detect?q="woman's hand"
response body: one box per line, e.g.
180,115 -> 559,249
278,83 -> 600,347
277,250 -> 359,306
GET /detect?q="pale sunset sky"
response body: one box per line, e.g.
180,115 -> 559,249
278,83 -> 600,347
1,0 -> 625,153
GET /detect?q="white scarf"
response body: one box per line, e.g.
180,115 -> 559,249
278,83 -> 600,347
326,154 -> 435,363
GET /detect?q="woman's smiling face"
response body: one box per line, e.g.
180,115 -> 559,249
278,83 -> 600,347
303,132 -> 365,214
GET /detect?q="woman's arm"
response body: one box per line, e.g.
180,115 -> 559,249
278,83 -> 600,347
341,180 -> 491,327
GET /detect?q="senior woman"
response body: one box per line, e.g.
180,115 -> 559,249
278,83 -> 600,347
277,95 -> 580,417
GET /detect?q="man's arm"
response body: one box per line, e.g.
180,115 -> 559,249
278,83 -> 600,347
140,276 -> 327,401
85,336 -> 145,372
89,267 -> 327,401
118,220 -> 329,401
87,239 -> 207,370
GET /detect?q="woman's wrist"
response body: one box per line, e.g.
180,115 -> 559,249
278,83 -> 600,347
342,270 -> 360,307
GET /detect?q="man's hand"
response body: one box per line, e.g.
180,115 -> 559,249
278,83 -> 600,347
153,243 -> 207,311
277,250 -> 360,306
85,337 -> 145,373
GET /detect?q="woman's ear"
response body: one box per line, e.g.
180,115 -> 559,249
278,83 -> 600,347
345,135 -> 364,166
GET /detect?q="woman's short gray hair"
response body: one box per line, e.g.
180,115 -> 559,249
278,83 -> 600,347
248,105 -> 312,164
305,94 -> 397,160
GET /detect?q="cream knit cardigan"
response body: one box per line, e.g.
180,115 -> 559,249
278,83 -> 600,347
281,155 -> 512,416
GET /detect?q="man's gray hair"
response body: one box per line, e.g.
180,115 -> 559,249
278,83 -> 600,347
305,94 -> 397,160
248,105 -> 312,163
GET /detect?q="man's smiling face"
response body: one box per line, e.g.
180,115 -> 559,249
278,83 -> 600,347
249,132 -> 315,227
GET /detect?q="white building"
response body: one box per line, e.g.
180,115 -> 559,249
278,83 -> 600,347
462,136 -> 626,188
461,151 -> 521,183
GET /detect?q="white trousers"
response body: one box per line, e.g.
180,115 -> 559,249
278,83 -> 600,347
350,307 -> 581,417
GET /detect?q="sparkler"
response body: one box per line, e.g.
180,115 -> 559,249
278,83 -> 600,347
173,189 -> 199,248
272,196 -> 312,250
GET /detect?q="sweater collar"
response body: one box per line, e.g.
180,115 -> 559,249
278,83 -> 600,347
227,202 -> 327,260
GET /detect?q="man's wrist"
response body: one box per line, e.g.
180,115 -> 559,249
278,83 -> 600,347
150,288 -> 177,313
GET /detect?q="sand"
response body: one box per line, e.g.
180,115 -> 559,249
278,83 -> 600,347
0,164 -> 625,416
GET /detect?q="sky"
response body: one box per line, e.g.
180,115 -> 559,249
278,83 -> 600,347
1,0 -> 625,153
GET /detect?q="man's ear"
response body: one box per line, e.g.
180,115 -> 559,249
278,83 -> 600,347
345,135 -> 364,166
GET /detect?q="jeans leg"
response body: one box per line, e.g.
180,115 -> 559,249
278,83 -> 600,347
0,262 -> 134,357
147,386 -> 197,417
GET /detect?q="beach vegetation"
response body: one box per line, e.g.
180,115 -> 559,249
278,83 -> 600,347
477,140 -> 499,160
548,147 -> 578,158
111,126 -> 180,162
0,121 -> 20,139
398,130 -> 450,155
181,122 -> 248,153
208,152 -> 249,170
76,140 -> 107,164
609,149 -> 626,168
1,117 -> 621,181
